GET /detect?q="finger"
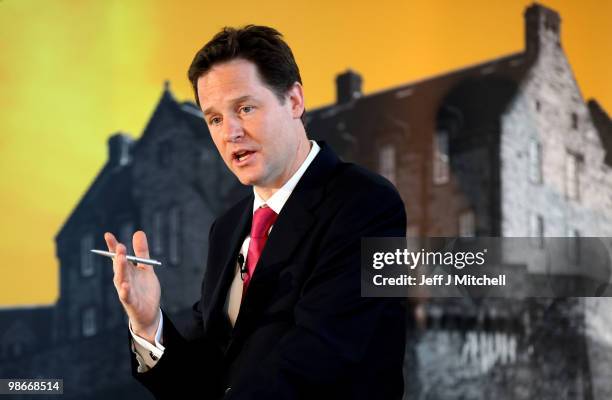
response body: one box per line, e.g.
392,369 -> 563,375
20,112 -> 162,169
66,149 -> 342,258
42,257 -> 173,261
133,231 -> 152,271
104,232 -> 118,253
113,243 -> 130,293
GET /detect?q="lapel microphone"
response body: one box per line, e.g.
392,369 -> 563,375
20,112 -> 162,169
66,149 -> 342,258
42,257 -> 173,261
238,253 -> 247,281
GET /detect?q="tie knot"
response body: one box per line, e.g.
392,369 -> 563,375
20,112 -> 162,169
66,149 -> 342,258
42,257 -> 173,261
251,206 -> 278,238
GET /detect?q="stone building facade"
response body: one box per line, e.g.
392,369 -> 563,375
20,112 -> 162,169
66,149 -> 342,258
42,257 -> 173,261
305,3 -> 612,399
501,6 -> 612,239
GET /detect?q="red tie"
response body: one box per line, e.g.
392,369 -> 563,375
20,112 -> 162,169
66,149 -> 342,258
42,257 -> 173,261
243,205 -> 278,295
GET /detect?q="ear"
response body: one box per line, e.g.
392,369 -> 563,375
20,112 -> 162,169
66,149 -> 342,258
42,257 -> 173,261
285,82 -> 305,120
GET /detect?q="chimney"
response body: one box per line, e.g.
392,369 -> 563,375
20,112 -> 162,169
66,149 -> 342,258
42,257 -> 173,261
524,3 -> 561,58
335,70 -> 362,104
108,133 -> 134,167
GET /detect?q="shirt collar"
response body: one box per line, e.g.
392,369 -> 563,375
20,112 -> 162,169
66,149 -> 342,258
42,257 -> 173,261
253,140 -> 320,215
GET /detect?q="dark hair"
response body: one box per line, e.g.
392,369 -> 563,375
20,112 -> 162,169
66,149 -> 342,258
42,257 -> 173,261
188,25 -> 303,109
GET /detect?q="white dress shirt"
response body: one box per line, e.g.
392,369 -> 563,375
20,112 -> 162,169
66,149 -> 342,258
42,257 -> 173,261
131,141 -> 320,372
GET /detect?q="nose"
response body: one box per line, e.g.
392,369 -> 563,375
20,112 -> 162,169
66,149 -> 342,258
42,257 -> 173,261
222,115 -> 244,143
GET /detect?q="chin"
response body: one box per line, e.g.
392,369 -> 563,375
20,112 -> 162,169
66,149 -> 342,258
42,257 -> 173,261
235,165 -> 267,186
236,173 -> 260,187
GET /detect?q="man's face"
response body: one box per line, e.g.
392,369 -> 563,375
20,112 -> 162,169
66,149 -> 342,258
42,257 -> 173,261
197,58 -> 304,190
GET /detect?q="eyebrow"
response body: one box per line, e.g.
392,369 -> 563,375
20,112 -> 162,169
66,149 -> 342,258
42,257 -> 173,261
202,95 -> 256,116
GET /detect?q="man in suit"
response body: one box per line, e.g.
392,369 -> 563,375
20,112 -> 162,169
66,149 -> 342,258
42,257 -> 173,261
104,25 -> 407,399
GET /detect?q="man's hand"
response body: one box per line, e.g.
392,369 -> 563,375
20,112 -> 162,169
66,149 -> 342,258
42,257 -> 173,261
104,231 -> 161,344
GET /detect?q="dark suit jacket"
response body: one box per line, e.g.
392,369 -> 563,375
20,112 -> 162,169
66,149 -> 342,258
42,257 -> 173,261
131,142 -> 408,399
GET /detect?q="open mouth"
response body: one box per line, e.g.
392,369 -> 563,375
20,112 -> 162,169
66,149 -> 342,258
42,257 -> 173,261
233,150 -> 255,163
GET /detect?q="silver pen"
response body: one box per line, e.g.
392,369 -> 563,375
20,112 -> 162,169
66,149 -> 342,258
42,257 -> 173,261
90,249 -> 163,267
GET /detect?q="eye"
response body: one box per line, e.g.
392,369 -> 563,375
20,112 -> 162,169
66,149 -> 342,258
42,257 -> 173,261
209,116 -> 222,126
239,105 -> 254,114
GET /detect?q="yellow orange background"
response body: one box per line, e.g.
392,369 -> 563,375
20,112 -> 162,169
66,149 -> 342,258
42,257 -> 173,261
1,0 -> 610,306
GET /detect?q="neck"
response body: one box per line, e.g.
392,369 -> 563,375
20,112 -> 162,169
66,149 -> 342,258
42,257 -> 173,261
255,138 -> 312,201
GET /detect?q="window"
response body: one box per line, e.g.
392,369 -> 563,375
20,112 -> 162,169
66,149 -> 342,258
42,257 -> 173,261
152,211 -> 164,255
378,144 -> 396,185
169,207 -> 181,265
565,151 -> 581,201
80,233 -> 95,277
433,129 -> 449,184
529,140 -> 542,184
459,211 -> 476,238
530,214 -> 544,248
82,307 -> 97,337
571,113 -> 578,130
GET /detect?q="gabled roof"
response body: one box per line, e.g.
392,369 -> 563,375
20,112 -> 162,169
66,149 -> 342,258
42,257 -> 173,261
55,146 -> 135,243
308,51 -> 528,120
56,84 -> 224,243
134,83 -> 213,152
305,51 -> 530,157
